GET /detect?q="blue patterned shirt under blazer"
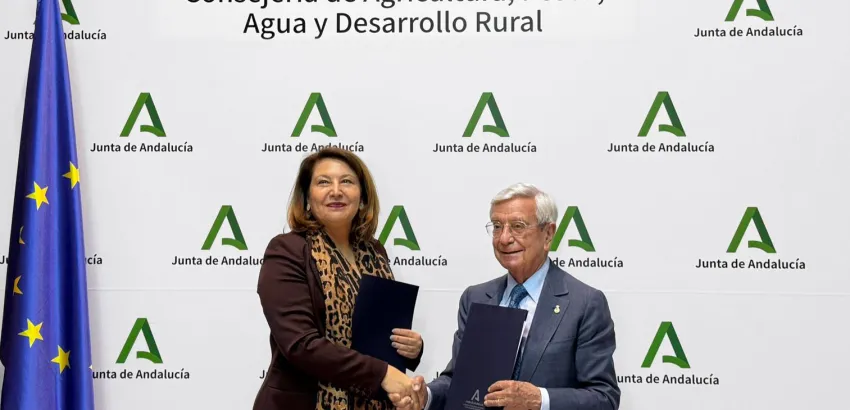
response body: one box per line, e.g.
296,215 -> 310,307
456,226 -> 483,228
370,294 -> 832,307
425,258 -> 620,410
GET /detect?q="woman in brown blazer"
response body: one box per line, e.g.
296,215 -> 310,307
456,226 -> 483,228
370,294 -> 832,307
254,147 -> 425,410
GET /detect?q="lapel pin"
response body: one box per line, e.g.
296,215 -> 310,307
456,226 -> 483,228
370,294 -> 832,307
554,305 -> 560,314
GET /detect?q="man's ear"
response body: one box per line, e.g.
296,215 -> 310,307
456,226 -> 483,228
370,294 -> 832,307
543,222 -> 556,249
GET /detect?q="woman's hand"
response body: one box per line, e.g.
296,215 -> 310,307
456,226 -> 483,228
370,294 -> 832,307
381,366 -> 421,410
391,329 -> 423,359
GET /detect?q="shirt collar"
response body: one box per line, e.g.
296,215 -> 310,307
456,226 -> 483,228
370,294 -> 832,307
504,258 -> 549,304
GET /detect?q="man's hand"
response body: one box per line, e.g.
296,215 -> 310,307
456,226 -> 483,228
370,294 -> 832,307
389,375 -> 427,410
483,380 -> 542,410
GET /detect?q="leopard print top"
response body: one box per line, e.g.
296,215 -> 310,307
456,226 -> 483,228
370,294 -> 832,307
308,229 -> 395,410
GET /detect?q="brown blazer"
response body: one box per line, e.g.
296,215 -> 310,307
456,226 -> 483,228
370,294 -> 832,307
253,231 -> 422,410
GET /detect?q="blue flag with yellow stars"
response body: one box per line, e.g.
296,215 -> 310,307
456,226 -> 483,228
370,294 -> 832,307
0,0 -> 96,409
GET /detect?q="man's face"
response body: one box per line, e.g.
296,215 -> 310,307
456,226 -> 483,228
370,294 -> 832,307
490,197 -> 554,279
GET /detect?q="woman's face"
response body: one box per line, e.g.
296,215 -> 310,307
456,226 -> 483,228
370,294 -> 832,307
307,158 -> 362,230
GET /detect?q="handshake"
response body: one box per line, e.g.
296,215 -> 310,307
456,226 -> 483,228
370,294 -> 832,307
380,367 -> 543,410
372,328 -> 427,410
381,367 -> 428,410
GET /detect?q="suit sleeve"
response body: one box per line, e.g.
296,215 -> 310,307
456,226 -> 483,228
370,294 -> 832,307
257,234 -> 389,397
547,289 -> 620,410
372,239 -> 424,372
425,287 -> 471,410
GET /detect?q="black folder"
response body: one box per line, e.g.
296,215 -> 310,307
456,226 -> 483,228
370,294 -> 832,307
351,274 -> 420,372
445,302 -> 527,410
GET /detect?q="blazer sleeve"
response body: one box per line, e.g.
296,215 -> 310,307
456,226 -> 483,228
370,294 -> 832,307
547,289 -> 620,410
425,286 -> 471,410
257,234 -> 388,397
372,239 -> 424,372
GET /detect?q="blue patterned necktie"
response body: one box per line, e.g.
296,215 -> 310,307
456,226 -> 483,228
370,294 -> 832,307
508,284 -> 528,309
508,285 -> 529,380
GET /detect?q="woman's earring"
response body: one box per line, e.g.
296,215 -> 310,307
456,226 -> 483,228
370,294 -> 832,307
359,203 -> 364,210
306,203 -> 311,211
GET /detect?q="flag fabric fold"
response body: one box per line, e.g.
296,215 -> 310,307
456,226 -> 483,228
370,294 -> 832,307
0,0 -> 96,409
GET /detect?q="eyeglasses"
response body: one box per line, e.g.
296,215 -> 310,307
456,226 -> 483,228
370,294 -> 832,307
485,221 -> 542,238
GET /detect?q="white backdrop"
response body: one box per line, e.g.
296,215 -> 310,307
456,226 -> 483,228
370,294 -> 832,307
2,0 -> 849,408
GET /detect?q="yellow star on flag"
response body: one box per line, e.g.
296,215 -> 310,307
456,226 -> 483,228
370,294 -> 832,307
18,226 -> 24,245
18,319 -> 43,347
25,182 -> 48,210
13,276 -> 23,295
62,162 -> 80,189
51,346 -> 71,374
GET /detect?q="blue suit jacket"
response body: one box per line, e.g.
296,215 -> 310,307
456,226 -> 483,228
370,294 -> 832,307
427,259 -> 620,410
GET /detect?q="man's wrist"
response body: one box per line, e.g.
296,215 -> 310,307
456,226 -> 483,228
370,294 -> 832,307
423,385 -> 432,410
538,386 -> 550,410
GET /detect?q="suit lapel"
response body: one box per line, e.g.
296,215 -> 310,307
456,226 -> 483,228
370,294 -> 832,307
483,276 -> 508,306
518,264 -> 569,381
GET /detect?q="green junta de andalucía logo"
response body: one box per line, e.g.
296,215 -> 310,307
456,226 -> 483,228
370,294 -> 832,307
60,0 -> 80,25
34,0 -> 79,26
202,205 -> 248,251
550,206 -> 595,252
378,206 -> 420,251
641,321 -> 690,369
725,0 -> 774,22
116,318 -> 163,364
638,91 -> 685,137
463,92 -> 509,138
727,206 -> 775,254
291,93 -> 337,137
120,93 -> 166,137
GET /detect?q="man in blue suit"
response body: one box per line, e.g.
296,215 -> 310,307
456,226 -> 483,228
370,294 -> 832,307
391,183 -> 620,410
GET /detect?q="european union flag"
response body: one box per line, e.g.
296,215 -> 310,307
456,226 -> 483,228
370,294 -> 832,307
0,0 -> 96,409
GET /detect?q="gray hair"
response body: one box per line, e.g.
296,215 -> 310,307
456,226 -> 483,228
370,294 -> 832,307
490,183 -> 558,225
